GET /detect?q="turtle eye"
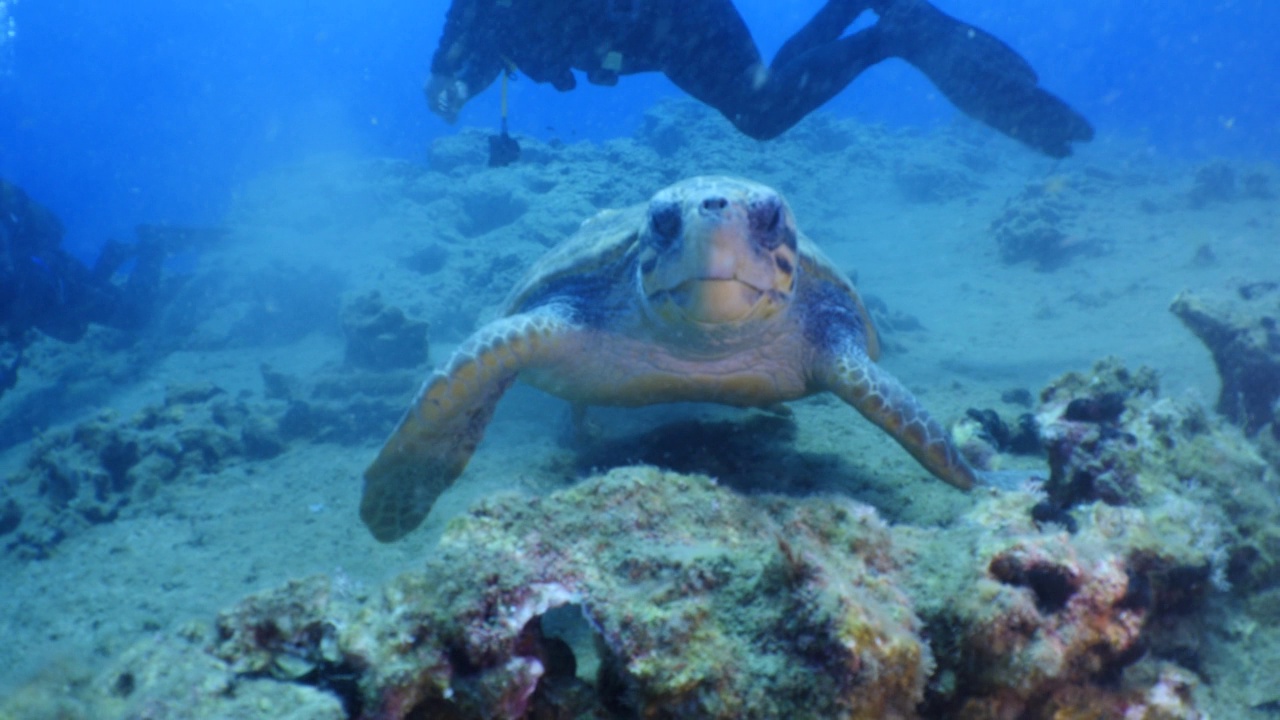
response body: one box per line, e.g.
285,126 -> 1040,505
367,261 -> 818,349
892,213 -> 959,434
649,201 -> 682,249
750,198 -> 793,250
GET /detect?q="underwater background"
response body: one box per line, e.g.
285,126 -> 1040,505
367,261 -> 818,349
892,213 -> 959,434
2,0 -> 1279,718
2,0 -> 1277,260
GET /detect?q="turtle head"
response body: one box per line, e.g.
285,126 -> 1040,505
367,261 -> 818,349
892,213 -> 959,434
639,177 -> 798,327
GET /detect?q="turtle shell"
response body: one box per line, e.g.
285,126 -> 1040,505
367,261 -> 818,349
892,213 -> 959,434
502,187 -> 880,361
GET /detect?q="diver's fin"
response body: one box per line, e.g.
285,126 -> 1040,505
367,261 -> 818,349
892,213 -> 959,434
878,0 -> 1094,157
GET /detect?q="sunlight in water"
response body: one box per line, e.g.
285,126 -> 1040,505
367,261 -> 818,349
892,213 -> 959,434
0,0 -> 14,76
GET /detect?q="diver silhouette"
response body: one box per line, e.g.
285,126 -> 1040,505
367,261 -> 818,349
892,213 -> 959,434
424,0 -> 1093,157
0,178 -> 220,401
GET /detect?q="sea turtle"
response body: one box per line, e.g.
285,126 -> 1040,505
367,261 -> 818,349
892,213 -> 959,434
361,176 -> 977,542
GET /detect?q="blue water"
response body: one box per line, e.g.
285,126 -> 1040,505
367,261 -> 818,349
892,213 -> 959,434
1,0 -> 1277,260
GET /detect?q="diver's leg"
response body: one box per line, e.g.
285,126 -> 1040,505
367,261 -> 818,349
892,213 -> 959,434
0,343 -> 21,399
658,0 -> 886,141
91,238 -> 135,283
771,0 -> 875,70
654,0 -> 768,125
876,0 -> 1093,157
716,28 -> 890,140
109,233 -> 168,331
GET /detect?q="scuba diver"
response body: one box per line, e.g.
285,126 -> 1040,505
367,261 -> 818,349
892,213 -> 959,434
0,178 -> 217,401
424,0 -> 1094,158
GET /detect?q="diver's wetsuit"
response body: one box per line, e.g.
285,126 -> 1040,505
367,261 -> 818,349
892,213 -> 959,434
428,0 -> 1093,157
0,179 -> 183,400
0,179 -> 106,346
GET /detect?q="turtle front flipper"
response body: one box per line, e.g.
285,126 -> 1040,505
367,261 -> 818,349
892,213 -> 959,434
820,348 -> 977,491
361,307 -> 577,542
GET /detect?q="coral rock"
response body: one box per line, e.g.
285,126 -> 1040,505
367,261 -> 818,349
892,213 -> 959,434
1170,285 -> 1280,437
989,179 -> 1106,271
340,291 -> 430,371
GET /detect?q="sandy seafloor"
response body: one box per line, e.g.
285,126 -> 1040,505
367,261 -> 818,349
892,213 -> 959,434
1,100 -> 1278,716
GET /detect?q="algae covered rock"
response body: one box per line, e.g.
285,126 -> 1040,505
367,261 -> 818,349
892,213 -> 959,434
988,178 -> 1107,271
898,486 -> 1202,717
14,468 -> 929,719
340,290 -> 430,371
1,463 -> 1219,718
1032,357 -> 1279,593
5,450 -> 1233,712
349,466 -> 930,719
2,383 -> 290,558
1171,284 -> 1280,437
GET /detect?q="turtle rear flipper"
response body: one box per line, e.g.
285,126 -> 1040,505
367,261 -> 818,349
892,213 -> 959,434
821,345 -> 976,491
361,308 -> 576,542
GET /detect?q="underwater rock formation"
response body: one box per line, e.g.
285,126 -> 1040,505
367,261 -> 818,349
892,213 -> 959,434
1034,357 -> 1279,593
989,178 -> 1106,271
157,261 -> 345,351
348,467 -> 929,719
952,407 -> 1042,470
1,382 -> 287,559
261,363 -> 412,446
8,468 -> 933,719
4,464 -> 1219,719
899,486 -> 1206,718
1170,284 -> 1280,438
1187,161 -> 1239,207
1185,160 -> 1275,208
892,161 -> 982,203
1,358 -> 423,560
340,291 -> 430,371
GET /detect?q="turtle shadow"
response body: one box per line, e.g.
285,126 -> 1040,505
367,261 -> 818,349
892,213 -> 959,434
571,411 -> 851,499
564,407 -> 971,526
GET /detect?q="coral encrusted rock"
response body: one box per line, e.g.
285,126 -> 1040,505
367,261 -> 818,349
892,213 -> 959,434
1171,284 -> 1280,438
340,290 -> 430,371
15,468 -> 928,720
345,467 -> 930,719
3,465 -> 1216,719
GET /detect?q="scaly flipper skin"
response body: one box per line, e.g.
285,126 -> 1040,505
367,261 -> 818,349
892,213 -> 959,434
361,307 -> 577,542
821,344 -> 977,491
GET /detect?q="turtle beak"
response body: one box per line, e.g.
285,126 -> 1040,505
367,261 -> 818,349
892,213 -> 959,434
645,194 -> 793,325
668,277 -> 765,323
667,213 -> 765,322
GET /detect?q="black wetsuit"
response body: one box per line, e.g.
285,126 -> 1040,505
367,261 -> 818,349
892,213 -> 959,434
429,0 -> 1093,157
0,179 -> 180,400
0,179 -> 107,346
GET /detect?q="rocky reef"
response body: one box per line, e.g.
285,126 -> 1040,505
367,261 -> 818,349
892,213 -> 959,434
1186,160 -> 1274,208
0,361 -> 415,559
0,383 -> 286,559
340,291 -> 430,371
988,176 -> 1109,271
2,457 -> 1222,719
4,103 -> 1277,717
1033,357 -> 1278,593
1170,283 -> 1280,441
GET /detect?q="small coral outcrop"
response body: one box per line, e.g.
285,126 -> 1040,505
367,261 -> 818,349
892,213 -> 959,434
899,486 -> 1204,718
2,383 -> 287,558
350,467 -> 930,719
989,178 -> 1106,271
1170,283 -> 1280,438
340,291 -> 430,371
1032,357 -> 1279,593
